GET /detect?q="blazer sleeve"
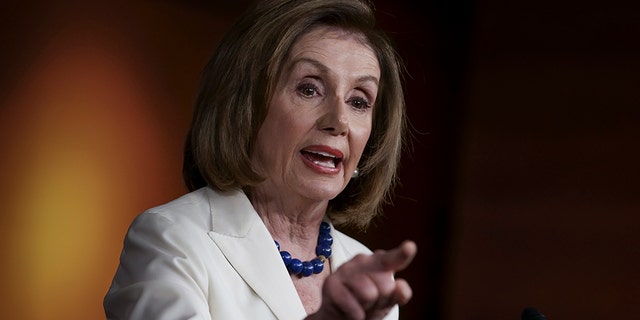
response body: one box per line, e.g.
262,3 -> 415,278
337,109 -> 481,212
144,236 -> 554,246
104,211 -> 212,320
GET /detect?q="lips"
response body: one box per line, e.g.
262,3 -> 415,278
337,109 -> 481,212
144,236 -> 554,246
300,145 -> 344,173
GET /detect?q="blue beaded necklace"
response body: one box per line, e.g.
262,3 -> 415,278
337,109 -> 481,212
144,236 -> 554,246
274,221 -> 333,277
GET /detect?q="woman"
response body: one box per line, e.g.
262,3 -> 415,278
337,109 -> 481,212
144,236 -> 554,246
104,0 -> 417,319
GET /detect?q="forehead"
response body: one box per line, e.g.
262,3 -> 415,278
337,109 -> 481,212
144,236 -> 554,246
295,24 -> 372,47
285,25 -> 380,74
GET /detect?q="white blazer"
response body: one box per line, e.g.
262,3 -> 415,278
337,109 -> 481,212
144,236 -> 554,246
104,187 -> 399,320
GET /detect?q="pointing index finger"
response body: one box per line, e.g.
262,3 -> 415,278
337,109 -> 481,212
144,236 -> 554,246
378,240 -> 417,272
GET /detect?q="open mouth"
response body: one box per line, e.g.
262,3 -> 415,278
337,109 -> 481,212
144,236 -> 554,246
300,149 -> 342,169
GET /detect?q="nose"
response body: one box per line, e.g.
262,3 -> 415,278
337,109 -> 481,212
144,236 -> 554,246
316,97 -> 349,136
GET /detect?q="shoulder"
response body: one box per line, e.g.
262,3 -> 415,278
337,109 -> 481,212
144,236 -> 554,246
128,187 -> 214,237
145,187 -> 210,218
128,187 -> 252,236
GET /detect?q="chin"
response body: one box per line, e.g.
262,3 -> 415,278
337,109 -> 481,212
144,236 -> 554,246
299,184 -> 343,202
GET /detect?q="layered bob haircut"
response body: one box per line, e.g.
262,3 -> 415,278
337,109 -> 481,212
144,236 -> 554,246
183,0 -> 407,229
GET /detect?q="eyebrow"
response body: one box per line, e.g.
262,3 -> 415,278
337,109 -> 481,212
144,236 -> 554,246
289,57 -> 379,86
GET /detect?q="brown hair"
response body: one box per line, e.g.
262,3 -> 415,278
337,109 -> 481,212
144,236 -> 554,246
183,0 -> 407,229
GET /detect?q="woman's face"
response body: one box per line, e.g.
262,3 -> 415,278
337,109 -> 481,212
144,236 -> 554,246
252,26 -> 379,203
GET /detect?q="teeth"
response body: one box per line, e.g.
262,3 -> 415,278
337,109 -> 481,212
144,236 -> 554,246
313,159 -> 336,168
302,149 -> 340,169
307,150 -> 336,158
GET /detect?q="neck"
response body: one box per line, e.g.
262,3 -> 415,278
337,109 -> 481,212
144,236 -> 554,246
247,186 -> 328,257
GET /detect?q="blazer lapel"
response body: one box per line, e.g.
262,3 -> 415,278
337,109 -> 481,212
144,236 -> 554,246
205,189 -> 307,320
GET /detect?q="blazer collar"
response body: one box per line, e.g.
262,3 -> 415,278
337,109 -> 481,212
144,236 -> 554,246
205,188 -> 307,320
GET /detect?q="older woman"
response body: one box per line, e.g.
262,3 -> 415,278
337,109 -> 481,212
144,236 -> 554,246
104,0 -> 417,319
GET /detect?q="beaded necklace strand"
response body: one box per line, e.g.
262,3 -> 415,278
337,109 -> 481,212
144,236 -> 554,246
274,221 -> 333,277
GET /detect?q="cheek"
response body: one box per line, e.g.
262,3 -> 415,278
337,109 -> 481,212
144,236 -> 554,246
350,121 -> 372,156
256,111 -> 309,161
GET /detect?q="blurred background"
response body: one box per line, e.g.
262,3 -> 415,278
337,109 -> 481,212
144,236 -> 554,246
1,0 -> 638,319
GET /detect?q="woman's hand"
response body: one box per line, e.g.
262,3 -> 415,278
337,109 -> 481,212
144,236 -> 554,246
308,240 -> 417,320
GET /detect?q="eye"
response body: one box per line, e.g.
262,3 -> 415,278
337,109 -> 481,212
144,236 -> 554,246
296,83 -> 320,98
347,96 -> 372,110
